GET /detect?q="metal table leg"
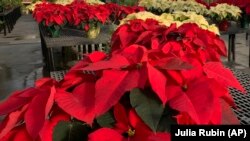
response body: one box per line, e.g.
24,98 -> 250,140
48,48 -> 56,71
228,34 -> 232,62
249,38 -> 250,67
228,34 -> 236,62
1,16 -> 7,36
232,34 -> 236,61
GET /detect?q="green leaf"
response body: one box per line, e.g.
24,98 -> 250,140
156,105 -> 177,132
130,88 -> 164,132
53,121 -> 90,141
96,110 -> 116,128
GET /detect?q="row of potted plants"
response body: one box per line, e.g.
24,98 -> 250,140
210,0 -> 250,28
0,0 -> 22,12
0,9 -> 245,141
119,11 -> 219,34
139,0 -> 209,16
33,0 -> 144,38
138,0 -> 243,31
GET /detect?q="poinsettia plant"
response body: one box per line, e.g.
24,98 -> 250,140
211,0 -> 250,15
33,2 -> 73,37
138,0 -> 209,15
0,12 -> 245,141
33,0 -> 144,33
209,3 -> 242,22
119,11 -> 219,34
33,2 -> 73,27
105,3 -> 145,24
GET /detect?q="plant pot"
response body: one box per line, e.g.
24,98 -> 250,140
218,20 -> 230,31
0,6 -> 3,13
108,23 -> 118,35
47,25 -> 61,38
240,13 -> 249,29
87,24 -> 101,39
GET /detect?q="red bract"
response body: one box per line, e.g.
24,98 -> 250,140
0,78 -> 58,139
112,20 -> 227,63
33,1 -> 144,29
88,104 -> 170,141
33,2 -> 72,26
57,20 -> 243,126
1,125 -> 34,141
68,1 -> 111,29
0,12 -> 246,141
105,3 -> 144,22
39,107 -> 70,141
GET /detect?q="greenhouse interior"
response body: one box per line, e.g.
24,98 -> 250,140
0,0 -> 250,141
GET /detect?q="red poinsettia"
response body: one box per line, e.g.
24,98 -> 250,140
68,1 -> 111,30
54,19 -> 244,127
33,1 -> 144,30
33,2 -> 72,26
105,3 -> 144,23
0,14 -> 246,141
0,107 -> 69,141
88,103 -> 170,141
0,78 -> 58,140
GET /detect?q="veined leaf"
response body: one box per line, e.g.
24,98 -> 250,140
53,121 -> 90,141
130,88 -> 164,132
154,57 -> 193,70
203,62 -> 245,93
95,70 -> 140,117
156,105 -> 177,132
55,82 -> 95,124
147,63 -> 167,104
96,110 -> 115,128
25,89 -> 50,139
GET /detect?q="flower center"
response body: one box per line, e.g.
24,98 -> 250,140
136,63 -> 143,69
182,84 -> 188,91
127,128 -> 136,137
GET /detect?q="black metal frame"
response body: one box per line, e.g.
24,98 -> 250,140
221,26 -> 250,67
230,69 -> 250,124
38,25 -> 112,72
0,7 -> 21,36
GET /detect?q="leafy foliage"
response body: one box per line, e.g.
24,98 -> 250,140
130,88 -> 164,132
53,121 -> 91,141
0,11 -> 244,141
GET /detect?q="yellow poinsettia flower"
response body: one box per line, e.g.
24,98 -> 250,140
208,24 -> 220,35
120,11 -> 219,35
55,0 -> 74,5
209,3 -> 241,21
139,0 -> 208,15
85,0 -> 104,5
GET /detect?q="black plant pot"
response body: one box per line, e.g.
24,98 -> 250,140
240,12 -> 250,29
0,6 -> 3,13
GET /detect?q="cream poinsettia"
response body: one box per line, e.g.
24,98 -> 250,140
55,0 -> 74,5
85,0 -> 104,5
120,11 -> 219,35
209,3 -> 242,21
139,0 -> 208,15
27,0 -> 104,12
26,1 -> 43,12
56,0 -> 104,5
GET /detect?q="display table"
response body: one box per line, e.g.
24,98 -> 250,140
39,25 -> 112,72
220,26 -> 250,67
0,7 -> 21,36
229,68 -> 250,125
